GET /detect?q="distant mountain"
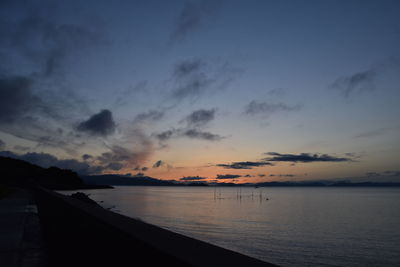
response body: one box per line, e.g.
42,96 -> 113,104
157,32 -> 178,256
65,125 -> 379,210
82,174 -> 177,186
251,181 -> 400,187
0,156 -> 111,190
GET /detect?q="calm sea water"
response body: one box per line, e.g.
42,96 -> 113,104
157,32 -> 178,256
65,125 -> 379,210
65,186 -> 400,266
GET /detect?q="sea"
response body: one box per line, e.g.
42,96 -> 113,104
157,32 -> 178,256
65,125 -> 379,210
62,186 -> 400,266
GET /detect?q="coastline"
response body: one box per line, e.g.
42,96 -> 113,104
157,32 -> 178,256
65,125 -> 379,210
35,187 -> 277,267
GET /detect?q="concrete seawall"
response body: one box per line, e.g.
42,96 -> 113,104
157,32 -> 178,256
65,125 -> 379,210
35,187 -> 277,267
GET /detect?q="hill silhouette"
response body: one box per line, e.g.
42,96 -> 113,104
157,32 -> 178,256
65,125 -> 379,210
0,156 -> 110,190
82,174 -> 177,186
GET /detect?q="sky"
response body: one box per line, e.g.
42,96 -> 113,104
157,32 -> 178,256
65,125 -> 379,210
0,0 -> 399,183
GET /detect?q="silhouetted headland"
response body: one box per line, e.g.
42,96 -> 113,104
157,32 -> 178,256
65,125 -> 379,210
0,156 -> 112,190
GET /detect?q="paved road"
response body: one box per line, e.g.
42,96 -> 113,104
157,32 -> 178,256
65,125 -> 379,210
0,188 -> 46,267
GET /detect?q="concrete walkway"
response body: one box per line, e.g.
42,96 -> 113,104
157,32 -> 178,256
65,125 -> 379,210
0,188 -> 47,267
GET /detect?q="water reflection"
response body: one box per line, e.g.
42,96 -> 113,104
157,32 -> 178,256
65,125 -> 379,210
63,186 -> 400,267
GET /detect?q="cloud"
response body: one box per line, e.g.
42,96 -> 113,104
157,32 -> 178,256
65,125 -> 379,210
77,110 -> 116,136
383,170 -> 400,176
154,108 -> 223,142
331,58 -> 400,97
0,139 -> 4,150
170,58 -> 239,102
1,12 -> 106,78
0,2 -> 109,147
258,174 -> 266,177
154,129 -> 176,142
154,127 -> 224,142
133,110 -> 165,124
354,127 -> 392,138
180,176 -> 206,181
264,152 -> 352,163
331,69 -> 376,97
171,59 -> 213,100
170,0 -> 221,43
13,145 -> 30,151
0,75 -> 44,124
216,174 -> 241,179
82,154 -> 93,161
182,108 -> 216,128
269,174 -> 295,177
217,161 -> 273,169
182,129 -> 223,141
96,145 -> 135,169
153,160 -> 164,168
245,101 -> 301,117
174,59 -> 204,78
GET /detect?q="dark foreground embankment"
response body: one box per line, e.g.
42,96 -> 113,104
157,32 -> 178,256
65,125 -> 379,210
35,187 -> 277,267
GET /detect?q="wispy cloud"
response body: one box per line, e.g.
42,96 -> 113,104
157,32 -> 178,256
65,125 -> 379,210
169,0 -> 221,44
154,128 -> 224,142
331,57 -> 400,97
181,108 -> 216,128
154,108 -> 224,142
354,127 -> 392,138
170,58 -> 240,102
133,109 -> 165,124
244,101 -> 301,117
331,69 -> 376,97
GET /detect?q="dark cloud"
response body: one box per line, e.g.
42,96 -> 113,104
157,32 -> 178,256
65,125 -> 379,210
244,174 -> 254,177
183,108 -> 216,128
264,152 -> 352,163
82,154 -> 93,161
154,128 -> 224,142
133,110 -> 165,124
216,174 -> 241,179
245,101 -> 301,117
217,161 -> 273,169
105,162 -> 124,171
180,176 -> 206,181
153,160 -> 164,168
1,12 -> 106,78
182,129 -> 224,141
0,75 -> 43,124
0,2 -> 108,150
0,139 -> 4,150
77,110 -> 116,136
133,166 -> 149,172
170,0 -> 221,43
155,129 -> 176,142
258,174 -> 266,177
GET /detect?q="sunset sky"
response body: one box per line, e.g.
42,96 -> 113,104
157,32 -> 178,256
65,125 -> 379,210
1,0 -> 399,183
